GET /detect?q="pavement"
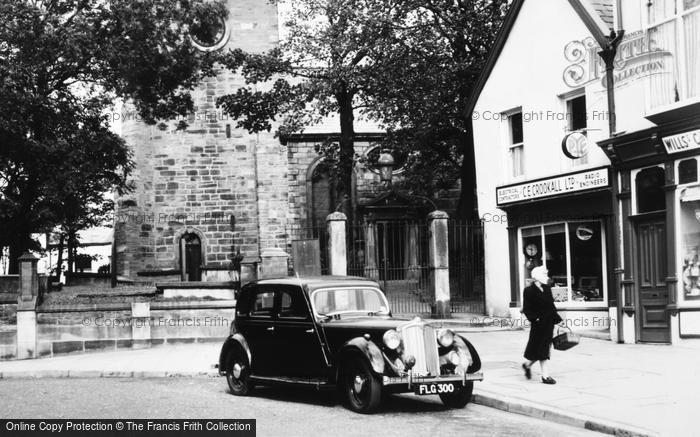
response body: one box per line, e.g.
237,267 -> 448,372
0,329 -> 698,437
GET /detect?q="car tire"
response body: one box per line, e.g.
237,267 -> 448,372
439,381 -> 473,408
226,346 -> 254,396
341,357 -> 382,414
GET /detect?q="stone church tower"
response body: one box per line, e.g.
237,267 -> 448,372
114,0 -> 288,281
113,0 -> 453,284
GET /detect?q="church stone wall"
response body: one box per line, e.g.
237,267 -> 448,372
114,0 -> 287,279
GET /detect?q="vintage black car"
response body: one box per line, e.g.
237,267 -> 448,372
218,276 -> 483,413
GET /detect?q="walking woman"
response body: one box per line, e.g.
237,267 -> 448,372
521,266 -> 562,384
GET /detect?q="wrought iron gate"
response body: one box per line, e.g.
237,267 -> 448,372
348,219 -> 432,315
448,219 -> 485,314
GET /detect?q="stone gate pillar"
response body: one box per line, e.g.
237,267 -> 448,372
17,252 -> 39,359
260,248 -> 289,279
327,212 -> 347,276
428,211 -> 450,318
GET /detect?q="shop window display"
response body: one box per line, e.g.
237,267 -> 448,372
680,188 -> 700,299
521,221 -> 605,305
545,224 -> 569,302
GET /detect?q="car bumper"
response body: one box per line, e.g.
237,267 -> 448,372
382,372 -> 483,391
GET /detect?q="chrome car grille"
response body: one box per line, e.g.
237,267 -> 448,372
400,323 -> 440,376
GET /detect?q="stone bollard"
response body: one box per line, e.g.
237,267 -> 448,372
326,212 -> 347,276
131,302 -> 151,347
260,248 -> 289,279
428,211 -> 451,318
17,252 -> 39,359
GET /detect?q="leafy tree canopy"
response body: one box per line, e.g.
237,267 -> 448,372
216,0 -> 509,217
0,0 -> 226,272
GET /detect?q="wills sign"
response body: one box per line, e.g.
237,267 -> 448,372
662,129 -> 700,154
563,29 -> 672,89
496,168 -> 610,206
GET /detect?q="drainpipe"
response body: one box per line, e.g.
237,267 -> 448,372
598,0 -> 624,342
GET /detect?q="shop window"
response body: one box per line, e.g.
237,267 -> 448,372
679,187 -> 700,299
545,224 -> 568,302
521,221 -> 605,305
636,167 -> 666,213
507,111 -> 524,178
521,226 -> 543,288
679,158 -> 698,184
569,222 -> 604,302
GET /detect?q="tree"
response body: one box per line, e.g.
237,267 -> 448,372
216,0 -> 508,219
0,0 -> 226,273
216,0 -> 408,221
364,0 -> 510,218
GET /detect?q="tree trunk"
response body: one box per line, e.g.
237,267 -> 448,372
56,234 -> 65,283
66,231 -> 77,283
456,118 -> 477,219
336,84 -> 355,223
8,235 -> 32,274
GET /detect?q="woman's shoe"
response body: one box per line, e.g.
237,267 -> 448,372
522,363 -> 531,379
541,376 -> 556,384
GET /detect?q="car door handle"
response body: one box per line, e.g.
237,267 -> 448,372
305,329 -> 314,333
266,326 -> 275,331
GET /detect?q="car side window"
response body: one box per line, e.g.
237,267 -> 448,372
251,291 -> 275,317
278,288 -> 309,320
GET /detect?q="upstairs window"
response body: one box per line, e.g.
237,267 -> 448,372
565,93 -> 589,165
567,94 -> 587,131
507,110 -> 524,178
645,0 -> 700,107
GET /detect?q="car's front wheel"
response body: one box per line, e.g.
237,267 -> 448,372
439,381 -> 473,408
341,358 -> 382,414
226,347 -> 254,396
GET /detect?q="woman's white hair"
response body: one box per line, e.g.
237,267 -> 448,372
530,266 -> 549,284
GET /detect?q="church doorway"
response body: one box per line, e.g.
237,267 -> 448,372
180,233 -> 202,281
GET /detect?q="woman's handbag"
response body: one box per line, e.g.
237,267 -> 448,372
553,325 -> 580,351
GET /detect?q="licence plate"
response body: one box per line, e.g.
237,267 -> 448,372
414,382 -> 457,395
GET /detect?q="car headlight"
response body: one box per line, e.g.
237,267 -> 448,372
437,329 -> 455,347
383,329 -> 401,350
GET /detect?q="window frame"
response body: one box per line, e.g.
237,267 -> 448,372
277,286 -> 312,321
518,220 -> 608,308
503,108 -> 525,179
674,156 -> 700,305
642,0 -> 700,109
561,89 -> 589,167
250,288 -> 277,319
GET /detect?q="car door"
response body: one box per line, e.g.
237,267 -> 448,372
241,286 -> 277,375
273,285 -> 329,377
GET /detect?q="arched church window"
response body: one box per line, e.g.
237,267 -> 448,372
310,162 -> 333,229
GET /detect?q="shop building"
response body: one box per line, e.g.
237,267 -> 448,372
468,0 -> 700,344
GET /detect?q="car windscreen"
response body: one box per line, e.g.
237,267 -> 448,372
312,287 -> 389,316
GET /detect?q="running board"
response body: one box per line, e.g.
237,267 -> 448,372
250,375 -> 334,390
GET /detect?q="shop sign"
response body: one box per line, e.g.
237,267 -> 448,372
496,168 -> 609,206
662,129 -> 700,155
563,29 -> 672,89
